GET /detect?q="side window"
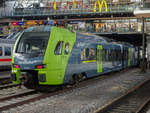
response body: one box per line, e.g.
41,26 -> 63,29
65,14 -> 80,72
5,47 -> 11,56
64,42 -> 69,55
89,48 -> 97,60
124,50 -> 128,60
0,47 -> 2,56
81,48 -> 97,61
102,49 -> 106,61
54,41 -> 63,55
81,48 -> 89,61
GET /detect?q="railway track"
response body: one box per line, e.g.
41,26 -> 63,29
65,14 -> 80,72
0,71 -> 11,85
0,77 -> 11,85
95,79 -> 150,113
139,99 -> 150,113
0,68 -> 133,112
0,90 -> 39,111
0,83 -> 19,90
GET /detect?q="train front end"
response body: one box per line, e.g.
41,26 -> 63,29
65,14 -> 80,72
11,26 -> 51,89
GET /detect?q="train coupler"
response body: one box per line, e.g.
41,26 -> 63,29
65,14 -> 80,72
19,72 -> 29,85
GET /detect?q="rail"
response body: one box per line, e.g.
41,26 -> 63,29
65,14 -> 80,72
94,78 -> 150,113
0,68 -> 130,112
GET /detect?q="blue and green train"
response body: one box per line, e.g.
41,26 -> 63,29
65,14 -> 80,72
11,26 -> 139,90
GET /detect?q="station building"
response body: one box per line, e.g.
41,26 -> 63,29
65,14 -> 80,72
0,0 -> 150,47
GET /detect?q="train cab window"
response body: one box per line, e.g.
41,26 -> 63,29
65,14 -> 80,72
5,47 -> 11,56
16,32 -> 49,54
54,41 -> 63,55
0,47 -> 2,56
64,42 -> 69,55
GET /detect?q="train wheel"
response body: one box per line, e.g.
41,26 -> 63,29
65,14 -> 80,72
69,73 -> 87,85
74,74 -> 80,84
78,73 -> 87,82
69,75 -> 76,85
69,74 -> 82,84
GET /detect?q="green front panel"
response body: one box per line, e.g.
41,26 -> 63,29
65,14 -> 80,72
97,45 -> 102,73
39,27 -> 76,85
11,32 -> 24,84
128,48 -> 131,66
12,69 -> 21,84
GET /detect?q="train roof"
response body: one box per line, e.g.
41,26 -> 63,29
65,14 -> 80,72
24,26 -> 52,32
5,31 -> 22,40
79,32 -> 117,43
115,42 -> 135,47
23,26 -> 137,48
24,26 -> 113,43
0,39 -> 15,44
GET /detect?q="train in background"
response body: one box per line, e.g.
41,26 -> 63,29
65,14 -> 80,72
0,39 -> 15,70
0,31 -> 22,71
11,26 -> 140,91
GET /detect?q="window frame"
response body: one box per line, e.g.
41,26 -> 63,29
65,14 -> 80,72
4,47 -> 11,56
81,48 -> 97,61
54,41 -> 64,55
64,42 -> 70,55
0,47 -> 2,56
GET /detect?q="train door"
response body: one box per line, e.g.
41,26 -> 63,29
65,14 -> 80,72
128,48 -> 131,67
120,45 -> 124,69
97,45 -> 102,73
122,47 -> 125,69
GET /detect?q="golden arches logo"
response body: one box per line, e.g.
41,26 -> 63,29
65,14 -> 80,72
93,0 -> 108,13
73,0 -> 76,9
54,2 -> 56,11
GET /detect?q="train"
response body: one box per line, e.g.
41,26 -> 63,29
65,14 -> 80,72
0,39 -> 15,70
11,26 -> 140,90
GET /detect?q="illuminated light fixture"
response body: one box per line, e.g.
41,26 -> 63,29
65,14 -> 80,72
13,64 -> 20,69
134,10 -> 150,18
47,17 -> 50,21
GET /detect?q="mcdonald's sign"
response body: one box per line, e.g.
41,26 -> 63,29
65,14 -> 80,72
93,0 -> 108,13
73,0 -> 76,9
54,2 -> 56,11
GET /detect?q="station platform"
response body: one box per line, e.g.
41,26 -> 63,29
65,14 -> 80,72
5,68 -> 150,113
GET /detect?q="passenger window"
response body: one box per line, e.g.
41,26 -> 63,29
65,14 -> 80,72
81,48 -> 97,61
54,41 -> 63,55
64,42 -> 69,55
89,49 -> 97,60
0,47 -> 2,56
5,47 -> 11,56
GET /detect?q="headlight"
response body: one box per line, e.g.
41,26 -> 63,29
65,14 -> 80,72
35,64 -> 46,69
12,64 -> 20,69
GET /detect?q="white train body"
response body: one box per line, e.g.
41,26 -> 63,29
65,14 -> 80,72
0,39 -> 15,70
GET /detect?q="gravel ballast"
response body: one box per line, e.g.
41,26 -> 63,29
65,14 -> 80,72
3,69 -> 150,113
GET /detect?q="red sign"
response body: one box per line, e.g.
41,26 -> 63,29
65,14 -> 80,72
0,58 -> 12,62
12,22 -> 18,26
